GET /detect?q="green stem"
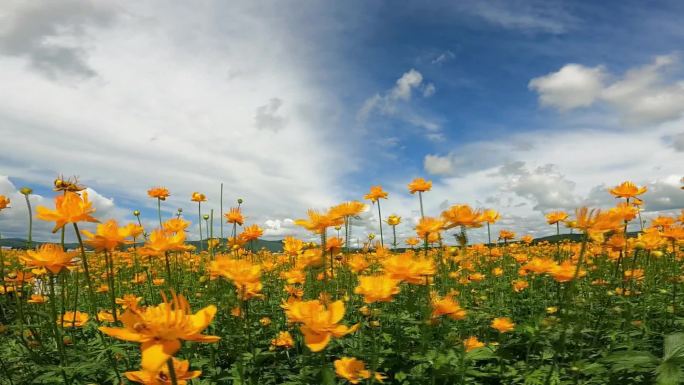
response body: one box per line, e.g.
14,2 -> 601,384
166,358 -> 179,385
376,201 -> 384,247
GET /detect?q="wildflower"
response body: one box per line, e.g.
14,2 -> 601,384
415,217 -> 444,239
224,207 -> 244,226
334,357 -> 385,384
99,292 -> 219,371
609,181 -> 647,199
60,311 -> 89,328
83,219 -> 132,251
480,209 -> 500,224
498,230 -> 515,241
152,278 -> 165,286
140,229 -> 187,256
162,218 -> 190,233
386,214 -> 401,226
28,294 -> 47,304
283,236 -> 304,256
0,195 -> 9,210
492,267 -> 503,277
442,204 -> 483,229
329,201 -> 368,219
36,191 -> 98,232
382,253 -> 436,285
125,357 -> 201,385
521,235 -> 533,244
295,209 -> 343,234
491,317 -> 515,333
512,279 -> 529,292
239,224 -> 264,243
609,202 -> 638,222
405,238 -> 420,247
354,275 -> 401,303
347,254 -> 370,273
271,331 -> 294,349
260,317 -> 272,326
408,178 -> 432,194
546,211 -> 569,225
550,261 -> 586,283
20,244 -> 75,274
363,186 -> 388,202
116,294 -> 143,310
463,336 -> 485,352
431,293 -> 467,320
190,192 -> 206,202
283,299 -> 358,352
98,310 -> 121,323
147,187 -> 170,201
546,306 -> 558,314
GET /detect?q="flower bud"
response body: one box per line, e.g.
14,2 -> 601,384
19,187 -> 33,195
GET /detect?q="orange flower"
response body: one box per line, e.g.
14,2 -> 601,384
271,331 -> 294,349
498,230 -> 515,241
147,187 -> 170,201
491,317 -> 515,333
405,238 -> 420,247
295,209 -> 343,234
382,253 -> 435,285
239,224 -> 263,242
354,275 -> 401,303
60,311 -> 89,328
329,201 -> 367,219
0,195 -> 9,210
209,257 -> 261,287
190,192 -> 206,202
125,357 -> 201,385
408,178 -> 432,194
283,299 -> 358,352
116,294 -> 143,310
140,229 -> 187,256
386,214 -> 401,226
609,181 -> 647,199
283,236 -> 304,256
36,191 -> 98,232
441,204 -> 483,229
347,254 -> 370,273
364,185 -> 388,202
99,292 -> 219,371
609,202 -> 638,222
463,336 -> 485,352
20,244 -> 75,274
545,211 -> 568,225
162,218 -> 190,233
416,217 -> 444,239
431,293 -> 467,320
28,294 -> 47,304
224,207 -> 244,226
83,219 -> 132,251
479,209 -> 500,224
334,357 -> 385,384
512,279 -> 529,292
98,310 -> 121,323
550,261 -> 586,282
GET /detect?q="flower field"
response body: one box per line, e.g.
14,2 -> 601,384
0,178 -> 683,385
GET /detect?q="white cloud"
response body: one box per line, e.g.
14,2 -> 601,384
0,1 -> 357,241
528,64 -> 605,110
530,54 -> 684,125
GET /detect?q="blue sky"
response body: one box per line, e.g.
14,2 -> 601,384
0,0 -> 683,243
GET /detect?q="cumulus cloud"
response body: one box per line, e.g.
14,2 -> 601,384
530,54 -> 684,125
0,1 -> 356,241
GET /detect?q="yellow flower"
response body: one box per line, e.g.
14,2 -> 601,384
36,191 -> 98,233
354,275 -> 401,303
329,201 -> 368,219
239,224 -> 264,242
60,311 -> 89,328
99,292 -> 219,371
491,317 -> 515,333
382,253 -> 435,285
224,207 -> 244,226
140,229 -> 187,256
28,294 -> 47,304
431,293 -> 467,320
550,261 -> 586,283
82,219 -> 132,251
479,209 -> 500,224
415,217 -> 444,239
283,299 -> 358,352
190,192 -> 206,202
512,279 -> 529,293
334,357 -> 385,384
407,178 -> 432,194
147,187 -> 170,201
295,209 -> 343,234
116,294 -> 143,310
283,236 -> 304,256
162,218 -> 190,233
609,181 -> 647,199
97,310 -> 121,323
498,230 -> 515,241
463,336 -> 485,352
125,357 -> 201,385
347,254 -> 370,274
271,331 -> 294,349
20,244 -> 75,274
441,204 -> 483,229
386,214 -> 401,226
0,195 -> 9,210
545,211 -> 569,225
364,186 -> 388,202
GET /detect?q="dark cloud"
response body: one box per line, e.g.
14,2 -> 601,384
0,1 -> 117,79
